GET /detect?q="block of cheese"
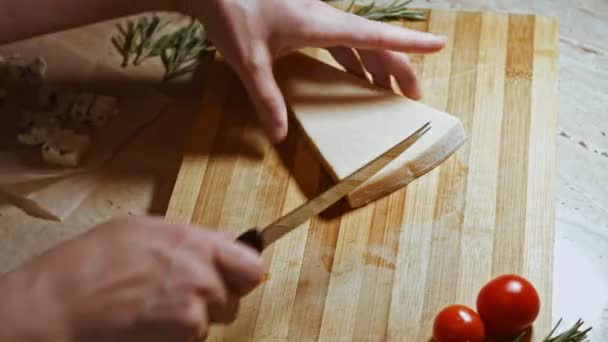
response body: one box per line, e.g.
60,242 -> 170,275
274,52 -> 467,207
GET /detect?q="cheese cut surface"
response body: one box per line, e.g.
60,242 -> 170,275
274,52 -> 467,207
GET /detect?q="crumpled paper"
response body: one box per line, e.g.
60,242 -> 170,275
0,89 -> 171,220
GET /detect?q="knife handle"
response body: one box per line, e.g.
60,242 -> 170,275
236,228 -> 264,253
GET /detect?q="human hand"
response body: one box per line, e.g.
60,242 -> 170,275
181,0 -> 446,143
0,216 -> 264,342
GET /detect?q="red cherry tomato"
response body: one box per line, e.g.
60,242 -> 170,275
476,274 -> 540,336
433,305 -> 485,342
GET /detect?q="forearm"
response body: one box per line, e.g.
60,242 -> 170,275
0,0 -> 176,44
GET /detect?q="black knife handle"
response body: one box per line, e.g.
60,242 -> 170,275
236,228 -> 264,253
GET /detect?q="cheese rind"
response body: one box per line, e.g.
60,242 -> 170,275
274,52 -> 467,207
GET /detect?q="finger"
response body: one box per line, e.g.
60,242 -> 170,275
139,293 -> 208,334
236,47 -> 288,143
210,234 -> 265,295
357,50 -> 392,89
328,47 -> 366,78
176,248 -> 230,307
378,50 -> 422,99
304,5 -> 446,53
177,297 -> 208,331
208,295 -> 240,323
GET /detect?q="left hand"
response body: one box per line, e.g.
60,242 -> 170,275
0,216 -> 264,342
182,0 -> 446,143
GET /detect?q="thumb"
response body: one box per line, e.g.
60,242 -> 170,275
303,4 -> 446,53
236,48 -> 288,143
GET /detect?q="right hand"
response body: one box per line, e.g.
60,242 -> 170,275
0,216 -> 264,342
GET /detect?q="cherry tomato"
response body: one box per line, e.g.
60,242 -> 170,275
476,274 -> 540,336
433,304 -> 485,342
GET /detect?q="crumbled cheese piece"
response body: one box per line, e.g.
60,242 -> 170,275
70,92 -> 95,123
21,111 -> 60,128
52,90 -> 77,121
37,85 -> 60,110
88,95 -> 119,127
17,112 -> 60,145
7,58 -> 31,83
0,55 -> 7,74
6,56 -> 47,85
18,125 -> 52,145
0,56 -> 7,79
29,57 -> 47,79
41,130 -> 91,167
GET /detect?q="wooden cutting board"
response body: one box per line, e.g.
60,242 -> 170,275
166,9 -> 558,341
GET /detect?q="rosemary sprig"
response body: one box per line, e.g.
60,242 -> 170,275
512,318 -> 592,342
346,0 -> 426,21
157,20 -> 215,81
133,16 -> 170,65
542,318 -> 592,342
112,15 -> 169,67
111,20 -> 136,67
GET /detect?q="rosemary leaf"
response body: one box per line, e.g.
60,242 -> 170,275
160,47 -> 174,71
146,16 -> 161,39
116,23 -> 128,37
111,36 -> 124,52
164,60 -> 200,82
126,20 -> 134,37
151,34 -> 174,56
113,26 -> 132,66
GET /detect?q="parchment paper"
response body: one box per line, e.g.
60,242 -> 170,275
0,89 -> 170,184
0,89 -> 171,220
0,24 -> 192,220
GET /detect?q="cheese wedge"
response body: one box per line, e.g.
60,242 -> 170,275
274,52 -> 466,207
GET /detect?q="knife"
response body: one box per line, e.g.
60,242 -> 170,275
236,122 -> 431,253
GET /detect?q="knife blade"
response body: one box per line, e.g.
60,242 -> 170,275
237,121 -> 431,252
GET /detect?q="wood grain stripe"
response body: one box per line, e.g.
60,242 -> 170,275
253,137 -> 317,338
349,16 -> 430,342
287,174 -> 343,340
214,97 -> 298,342
212,105 -> 273,233
455,12 -> 508,305
165,58 -> 231,223
493,14 -> 535,276
353,190 -> 406,341
420,12 -> 481,338
318,202 -> 377,340
190,89 -> 246,228
523,15 -> 558,338
387,10 -> 457,341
